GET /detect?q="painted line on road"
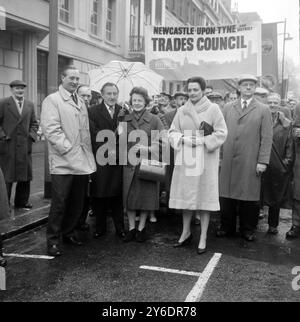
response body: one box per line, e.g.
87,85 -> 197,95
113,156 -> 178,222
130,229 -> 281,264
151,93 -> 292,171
140,266 -> 201,277
185,253 -> 222,302
3,253 -> 54,260
30,191 -> 44,197
11,205 -> 50,218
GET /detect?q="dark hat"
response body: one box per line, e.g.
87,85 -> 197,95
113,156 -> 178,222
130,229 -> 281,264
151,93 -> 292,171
238,74 -> 258,85
160,92 -> 172,100
173,92 -> 189,99
9,80 -> 27,88
207,91 -> 223,99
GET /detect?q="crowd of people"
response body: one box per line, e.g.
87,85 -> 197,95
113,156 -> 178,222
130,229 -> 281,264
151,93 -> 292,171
1,65 -> 300,264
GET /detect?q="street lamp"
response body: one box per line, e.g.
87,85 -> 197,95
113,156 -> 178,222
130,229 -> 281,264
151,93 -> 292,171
279,19 -> 293,98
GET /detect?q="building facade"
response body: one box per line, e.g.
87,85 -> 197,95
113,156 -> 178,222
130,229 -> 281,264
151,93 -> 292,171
0,0 -> 239,116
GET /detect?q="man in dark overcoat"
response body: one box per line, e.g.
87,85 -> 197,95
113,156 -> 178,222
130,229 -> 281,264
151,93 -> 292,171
286,103 -> 300,239
218,75 -> 273,242
0,80 -> 38,209
88,83 -> 125,239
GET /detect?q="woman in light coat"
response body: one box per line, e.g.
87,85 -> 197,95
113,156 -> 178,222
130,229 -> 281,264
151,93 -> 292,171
169,77 -> 228,254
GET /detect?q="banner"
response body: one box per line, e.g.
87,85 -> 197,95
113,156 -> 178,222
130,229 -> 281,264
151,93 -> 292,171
145,23 -> 262,81
262,23 -> 279,92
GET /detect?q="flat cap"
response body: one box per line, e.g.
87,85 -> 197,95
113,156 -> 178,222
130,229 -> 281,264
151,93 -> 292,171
238,75 -> 258,85
173,92 -> 189,99
255,87 -> 269,95
160,92 -> 172,100
207,91 -> 223,99
9,80 -> 27,88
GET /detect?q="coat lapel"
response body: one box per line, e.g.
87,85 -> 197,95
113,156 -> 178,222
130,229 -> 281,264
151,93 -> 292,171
240,98 -> 257,119
233,100 -> 243,117
7,97 -> 21,120
20,100 -> 31,120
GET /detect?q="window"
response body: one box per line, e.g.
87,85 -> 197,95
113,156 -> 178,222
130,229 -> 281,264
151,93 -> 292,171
91,0 -> 102,36
59,0 -> 71,24
130,0 -> 140,36
106,0 -> 116,42
144,0 -> 152,26
155,0 -> 162,25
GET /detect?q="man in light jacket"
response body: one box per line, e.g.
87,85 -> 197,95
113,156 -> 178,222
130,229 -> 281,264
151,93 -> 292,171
218,75 -> 273,242
41,66 -> 96,257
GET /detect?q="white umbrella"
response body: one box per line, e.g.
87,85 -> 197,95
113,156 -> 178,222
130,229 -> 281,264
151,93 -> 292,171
88,61 -> 164,102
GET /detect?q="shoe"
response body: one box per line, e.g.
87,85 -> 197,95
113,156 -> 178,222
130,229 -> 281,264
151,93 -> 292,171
197,248 -> 207,255
88,209 -> 95,217
243,234 -> 255,242
173,234 -> 193,248
194,218 -> 201,226
123,229 -> 136,243
149,215 -> 157,223
93,231 -> 106,239
136,229 -> 147,243
286,226 -> 300,240
77,223 -> 90,232
216,229 -> 227,238
0,255 -> 7,267
15,203 -> 33,211
62,236 -> 83,246
47,245 -> 62,257
267,227 -> 278,235
116,231 -> 126,239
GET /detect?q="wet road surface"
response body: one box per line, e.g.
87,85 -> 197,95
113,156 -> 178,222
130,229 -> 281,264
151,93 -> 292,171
1,210 -> 300,302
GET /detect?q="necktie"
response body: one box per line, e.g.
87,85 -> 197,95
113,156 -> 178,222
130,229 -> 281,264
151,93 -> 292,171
71,94 -> 78,105
17,100 -> 22,114
109,106 -> 115,118
243,100 -> 247,110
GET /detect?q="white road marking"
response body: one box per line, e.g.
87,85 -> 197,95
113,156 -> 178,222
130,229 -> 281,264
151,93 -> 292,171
11,205 -> 50,219
0,267 -> 6,291
3,253 -> 54,260
30,191 -> 44,197
140,265 -> 201,277
185,253 -> 222,302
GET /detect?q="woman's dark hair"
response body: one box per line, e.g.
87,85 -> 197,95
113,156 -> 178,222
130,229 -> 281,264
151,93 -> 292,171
187,77 -> 207,92
129,87 -> 151,107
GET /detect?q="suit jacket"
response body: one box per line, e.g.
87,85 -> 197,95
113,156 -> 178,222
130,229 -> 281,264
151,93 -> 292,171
88,102 -> 123,198
0,96 -> 38,182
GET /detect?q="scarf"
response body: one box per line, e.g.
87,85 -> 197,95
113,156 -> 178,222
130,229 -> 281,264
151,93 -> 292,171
182,96 -> 212,130
133,108 -> 146,121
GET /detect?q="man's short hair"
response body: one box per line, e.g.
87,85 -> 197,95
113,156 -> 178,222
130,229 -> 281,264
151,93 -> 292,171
61,65 -> 79,77
77,84 -> 91,93
101,82 -> 119,94
267,93 -> 281,101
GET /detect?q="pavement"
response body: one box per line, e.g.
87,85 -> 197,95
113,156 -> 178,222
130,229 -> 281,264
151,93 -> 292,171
0,141 -> 50,240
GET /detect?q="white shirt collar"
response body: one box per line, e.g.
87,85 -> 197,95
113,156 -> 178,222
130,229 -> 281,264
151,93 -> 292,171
241,97 -> 253,106
104,103 -> 115,112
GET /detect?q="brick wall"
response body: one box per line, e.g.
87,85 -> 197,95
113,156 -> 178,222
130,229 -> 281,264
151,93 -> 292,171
0,31 -> 23,98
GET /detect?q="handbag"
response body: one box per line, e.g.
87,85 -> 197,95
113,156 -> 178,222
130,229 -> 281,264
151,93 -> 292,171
138,159 -> 167,183
199,121 -> 214,136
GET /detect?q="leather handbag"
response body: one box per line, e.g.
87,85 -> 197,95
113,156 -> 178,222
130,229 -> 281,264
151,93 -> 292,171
199,121 -> 214,136
138,159 -> 167,183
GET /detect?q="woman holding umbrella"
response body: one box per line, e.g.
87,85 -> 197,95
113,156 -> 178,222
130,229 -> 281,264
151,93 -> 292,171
169,77 -> 227,254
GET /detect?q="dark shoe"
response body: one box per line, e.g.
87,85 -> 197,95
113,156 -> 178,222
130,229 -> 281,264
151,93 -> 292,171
47,245 -> 62,257
136,229 -> 147,243
62,236 -> 83,246
77,223 -> 90,232
116,231 -> 126,239
286,226 -> 300,240
15,203 -> 33,211
93,231 -> 106,239
268,227 -> 278,235
123,229 -> 136,243
243,234 -> 255,242
0,255 -> 7,267
173,234 -> 193,248
197,248 -> 207,255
